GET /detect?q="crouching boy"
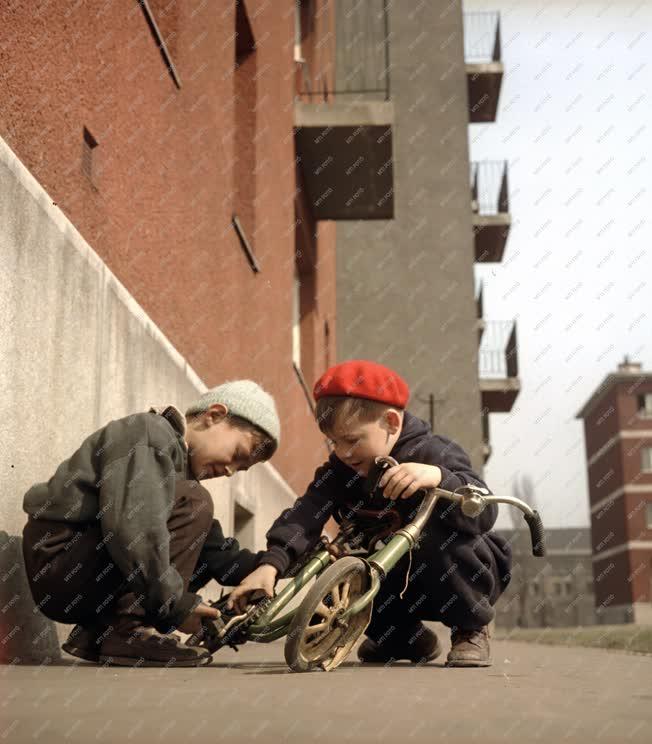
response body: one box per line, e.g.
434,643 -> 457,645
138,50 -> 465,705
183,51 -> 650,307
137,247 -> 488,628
228,361 -> 512,667
21,381 -> 279,667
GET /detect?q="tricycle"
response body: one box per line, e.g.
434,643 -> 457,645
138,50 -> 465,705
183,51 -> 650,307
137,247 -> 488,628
186,455 -> 546,672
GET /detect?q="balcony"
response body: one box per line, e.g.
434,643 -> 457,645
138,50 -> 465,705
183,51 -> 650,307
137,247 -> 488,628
294,0 -> 394,220
464,11 -> 504,123
479,320 -> 520,412
471,159 -> 510,262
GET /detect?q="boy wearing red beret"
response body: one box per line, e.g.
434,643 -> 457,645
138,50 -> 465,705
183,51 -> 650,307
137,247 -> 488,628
228,360 -> 512,667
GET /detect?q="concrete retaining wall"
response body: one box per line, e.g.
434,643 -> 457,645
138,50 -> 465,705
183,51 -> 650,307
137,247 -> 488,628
0,136 -> 296,662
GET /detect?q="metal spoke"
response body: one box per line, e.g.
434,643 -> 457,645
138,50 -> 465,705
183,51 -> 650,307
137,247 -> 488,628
331,582 -> 340,606
304,621 -> 328,638
315,601 -> 331,618
341,579 -> 351,607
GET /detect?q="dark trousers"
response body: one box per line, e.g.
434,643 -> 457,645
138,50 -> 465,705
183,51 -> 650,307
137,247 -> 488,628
21,480 -> 214,628
364,523 -> 512,644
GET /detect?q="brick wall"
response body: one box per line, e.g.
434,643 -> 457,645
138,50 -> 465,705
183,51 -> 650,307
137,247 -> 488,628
0,0 -> 338,492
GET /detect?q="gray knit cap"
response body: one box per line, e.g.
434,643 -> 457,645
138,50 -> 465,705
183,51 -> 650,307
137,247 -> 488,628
185,380 -> 280,446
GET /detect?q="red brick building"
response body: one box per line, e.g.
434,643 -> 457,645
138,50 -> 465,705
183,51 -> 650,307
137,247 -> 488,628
0,0 -> 341,492
576,357 -> 652,624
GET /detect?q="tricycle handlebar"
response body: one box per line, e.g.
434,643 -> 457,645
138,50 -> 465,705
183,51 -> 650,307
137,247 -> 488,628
373,456 -> 546,558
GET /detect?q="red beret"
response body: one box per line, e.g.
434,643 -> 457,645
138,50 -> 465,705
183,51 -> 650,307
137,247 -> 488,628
313,360 -> 410,408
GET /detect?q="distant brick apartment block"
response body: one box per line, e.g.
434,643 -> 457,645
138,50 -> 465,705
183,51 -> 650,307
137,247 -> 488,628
494,528 -> 596,628
576,357 -> 652,625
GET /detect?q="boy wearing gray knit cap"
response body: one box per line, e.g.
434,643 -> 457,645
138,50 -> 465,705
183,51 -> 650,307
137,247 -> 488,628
21,380 -> 279,668
185,379 -> 280,480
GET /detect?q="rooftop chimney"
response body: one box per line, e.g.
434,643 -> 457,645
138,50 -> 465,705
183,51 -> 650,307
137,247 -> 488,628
617,355 -> 642,374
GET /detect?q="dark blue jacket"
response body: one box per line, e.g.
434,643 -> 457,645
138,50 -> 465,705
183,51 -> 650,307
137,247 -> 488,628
259,411 -> 498,576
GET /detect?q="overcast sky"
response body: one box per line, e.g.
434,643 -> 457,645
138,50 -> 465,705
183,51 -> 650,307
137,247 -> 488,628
466,0 -> 652,528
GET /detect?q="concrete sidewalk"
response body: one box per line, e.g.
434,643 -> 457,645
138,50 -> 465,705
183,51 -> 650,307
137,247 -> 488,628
1,624 -> 650,743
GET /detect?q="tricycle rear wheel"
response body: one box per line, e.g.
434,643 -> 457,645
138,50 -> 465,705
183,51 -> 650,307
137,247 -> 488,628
284,556 -> 371,672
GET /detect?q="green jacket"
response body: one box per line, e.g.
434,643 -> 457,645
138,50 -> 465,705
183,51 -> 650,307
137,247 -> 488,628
23,405 -> 261,632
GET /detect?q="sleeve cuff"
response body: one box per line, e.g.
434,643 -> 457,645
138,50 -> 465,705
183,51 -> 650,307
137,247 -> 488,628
153,591 -> 203,634
257,546 -> 290,577
437,465 -> 465,492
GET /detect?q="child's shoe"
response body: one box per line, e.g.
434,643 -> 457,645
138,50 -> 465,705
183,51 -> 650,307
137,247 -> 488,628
445,625 -> 492,667
357,622 -> 442,664
61,621 -> 108,662
98,615 -> 212,667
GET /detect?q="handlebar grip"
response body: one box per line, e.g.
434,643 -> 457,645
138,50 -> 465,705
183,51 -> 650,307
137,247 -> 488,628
524,510 -> 546,557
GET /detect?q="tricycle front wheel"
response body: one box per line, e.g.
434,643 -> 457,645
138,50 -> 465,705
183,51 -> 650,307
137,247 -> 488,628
284,556 -> 372,672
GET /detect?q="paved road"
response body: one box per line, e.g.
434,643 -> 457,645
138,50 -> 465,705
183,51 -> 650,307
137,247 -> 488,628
1,624 -> 650,743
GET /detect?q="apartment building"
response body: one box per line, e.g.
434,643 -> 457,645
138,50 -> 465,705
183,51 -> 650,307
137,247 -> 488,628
328,0 -> 519,469
576,357 -> 652,624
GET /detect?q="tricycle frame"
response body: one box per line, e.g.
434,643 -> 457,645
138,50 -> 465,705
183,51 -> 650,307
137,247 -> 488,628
199,455 -> 546,660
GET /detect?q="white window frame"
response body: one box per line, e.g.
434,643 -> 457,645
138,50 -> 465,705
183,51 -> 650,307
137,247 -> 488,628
641,446 -> 652,473
638,393 -> 652,418
294,0 -> 306,62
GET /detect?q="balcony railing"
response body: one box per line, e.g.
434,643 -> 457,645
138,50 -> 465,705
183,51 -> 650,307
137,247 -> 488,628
464,11 -> 503,123
471,160 -> 510,262
463,11 -> 501,64
299,0 -> 390,101
293,0 -> 394,220
471,160 -> 509,216
479,320 -> 518,380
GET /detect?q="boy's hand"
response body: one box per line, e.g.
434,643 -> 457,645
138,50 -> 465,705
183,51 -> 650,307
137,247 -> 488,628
177,602 -> 221,635
226,564 -> 278,613
378,463 -> 442,501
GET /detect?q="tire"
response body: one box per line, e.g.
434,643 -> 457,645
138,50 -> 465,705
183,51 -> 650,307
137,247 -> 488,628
284,556 -> 371,673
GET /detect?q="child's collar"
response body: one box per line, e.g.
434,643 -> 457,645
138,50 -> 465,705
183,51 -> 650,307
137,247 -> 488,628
148,405 -> 188,451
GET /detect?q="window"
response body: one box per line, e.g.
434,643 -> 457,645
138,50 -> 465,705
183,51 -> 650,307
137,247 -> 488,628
641,447 -> 652,473
294,0 -> 304,62
646,503 -> 652,530
324,320 -> 331,369
292,272 -> 301,368
294,0 -> 314,62
291,261 -> 316,415
82,127 -> 98,185
293,194 -> 317,382
637,394 -> 652,418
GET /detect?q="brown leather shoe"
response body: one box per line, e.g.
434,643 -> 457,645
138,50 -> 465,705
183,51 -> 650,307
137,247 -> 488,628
62,622 -> 108,663
99,616 -> 212,668
358,622 -> 442,664
446,625 -> 492,667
